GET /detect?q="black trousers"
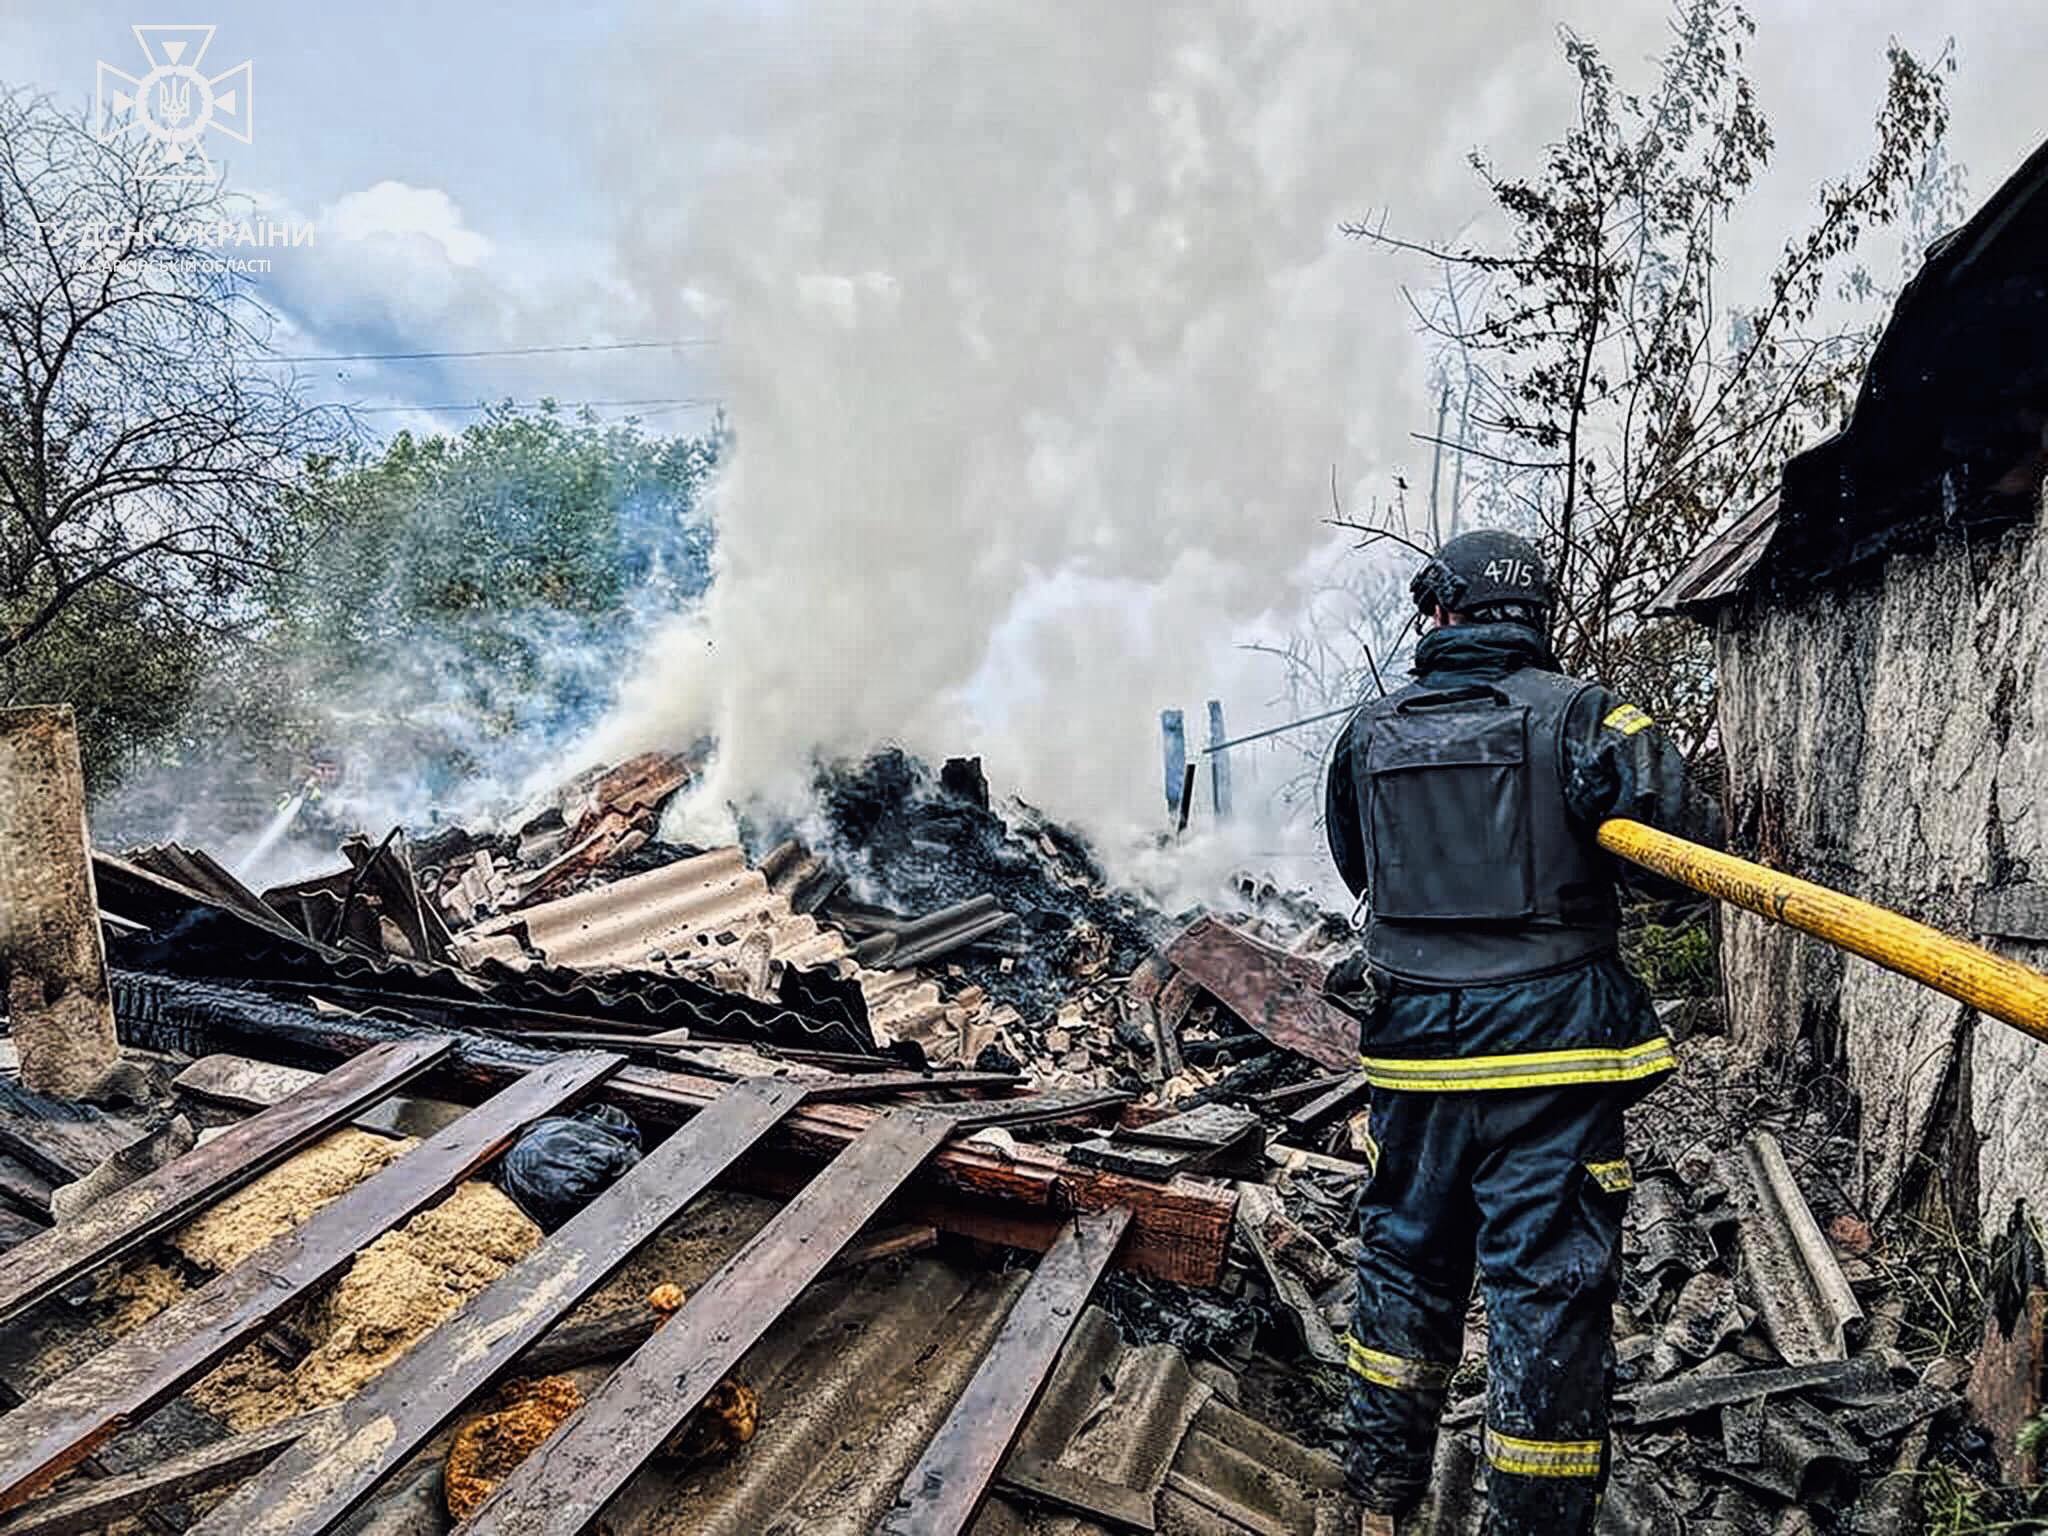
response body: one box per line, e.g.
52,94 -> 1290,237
1345,1085 -> 1630,1533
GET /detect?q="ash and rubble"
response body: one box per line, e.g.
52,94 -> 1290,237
2,736 -> 2043,1535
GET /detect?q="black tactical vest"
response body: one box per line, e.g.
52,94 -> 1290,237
1351,665 -> 1617,984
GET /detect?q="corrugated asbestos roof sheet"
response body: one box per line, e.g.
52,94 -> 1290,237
1650,493 -> 1781,616
601,1214 -> 1345,1536
455,848 -> 1001,1058
461,847 -> 847,974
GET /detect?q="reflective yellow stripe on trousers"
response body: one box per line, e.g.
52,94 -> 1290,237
1358,1036 -> 1677,1092
1344,1336 -> 1452,1392
1484,1426 -> 1603,1478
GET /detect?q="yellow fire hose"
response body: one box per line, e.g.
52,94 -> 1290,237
1597,819 -> 2048,1046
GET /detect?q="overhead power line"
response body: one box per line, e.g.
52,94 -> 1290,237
341,395 -> 724,415
263,338 -> 717,364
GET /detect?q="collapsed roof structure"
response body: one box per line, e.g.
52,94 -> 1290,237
0,712 -> 2031,1534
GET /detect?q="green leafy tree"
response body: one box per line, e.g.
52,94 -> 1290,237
252,406 -> 717,805
0,89 -> 338,781
1348,1 -> 1956,747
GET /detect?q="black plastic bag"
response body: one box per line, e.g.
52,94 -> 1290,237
498,1105 -> 643,1231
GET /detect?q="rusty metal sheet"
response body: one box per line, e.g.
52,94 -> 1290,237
1163,917 -> 1355,1070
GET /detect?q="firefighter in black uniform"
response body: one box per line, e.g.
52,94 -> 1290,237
1323,529 -> 1715,1536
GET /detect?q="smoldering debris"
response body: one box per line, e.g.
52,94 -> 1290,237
0,740 -> 2042,1535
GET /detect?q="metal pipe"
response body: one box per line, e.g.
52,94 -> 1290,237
1199,701 -> 1361,755
1598,818 -> 2048,1044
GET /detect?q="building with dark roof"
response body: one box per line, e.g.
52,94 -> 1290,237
1656,138 -> 2048,1235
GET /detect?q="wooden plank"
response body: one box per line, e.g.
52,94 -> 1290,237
0,707 -> 118,1097
0,1040 -> 451,1328
879,1206 -> 1132,1536
1163,916 -> 1356,1070
0,1052 -> 619,1513
932,1088 -> 1130,1131
1154,971 -> 1196,1077
798,1069 -> 1021,1103
190,1077 -> 812,1536
1283,1072 -> 1370,1136
458,1109 -> 959,1536
1243,1071 -> 1354,1110
0,1416 -> 319,1536
1122,1103 -> 1262,1153
112,973 -> 1237,1285
996,1455 -> 1157,1533
1068,1140 -> 1205,1180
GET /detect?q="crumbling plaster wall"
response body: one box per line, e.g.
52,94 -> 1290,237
1715,496 -> 2048,1232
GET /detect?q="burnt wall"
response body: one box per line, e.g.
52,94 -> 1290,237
1714,493 -> 2048,1231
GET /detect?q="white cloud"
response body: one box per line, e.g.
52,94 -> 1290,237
321,180 -> 494,267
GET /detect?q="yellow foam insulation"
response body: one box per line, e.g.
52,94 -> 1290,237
100,1259 -> 187,1333
662,1378 -> 760,1466
295,1180 -> 541,1408
189,1345 -> 299,1432
173,1128 -> 414,1271
445,1376 -> 585,1521
180,1136 -> 542,1431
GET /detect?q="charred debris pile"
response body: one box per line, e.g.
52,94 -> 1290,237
0,718 -> 2040,1534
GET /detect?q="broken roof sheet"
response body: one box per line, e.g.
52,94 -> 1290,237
456,846 -> 1009,1059
1651,493 -> 1781,617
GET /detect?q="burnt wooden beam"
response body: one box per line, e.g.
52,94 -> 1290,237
458,1109 -> 959,1536
0,1415 -> 317,1536
112,974 -> 1234,1285
0,1052 -> 618,1513
1283,1072 -> 1370,1137
0,1039 -> 451,1329
190,1076 -> 810,1536
879,1207 -> 1133,1536
797,1069 -> 1022,1103
0,1087 -> 141,1190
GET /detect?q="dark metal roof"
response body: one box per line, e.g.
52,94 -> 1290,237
1651,493 -> 1781,616
1665,136 -> 2048,615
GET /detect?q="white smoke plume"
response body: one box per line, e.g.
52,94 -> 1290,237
579,2 -> 1666,866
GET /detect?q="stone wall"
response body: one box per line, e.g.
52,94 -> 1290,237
1714,493 -> 2048,1233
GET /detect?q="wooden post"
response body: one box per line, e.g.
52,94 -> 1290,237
1160,710 -> 1186,819
0,708 -> 119,1098
1206,700 -> 1232,822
